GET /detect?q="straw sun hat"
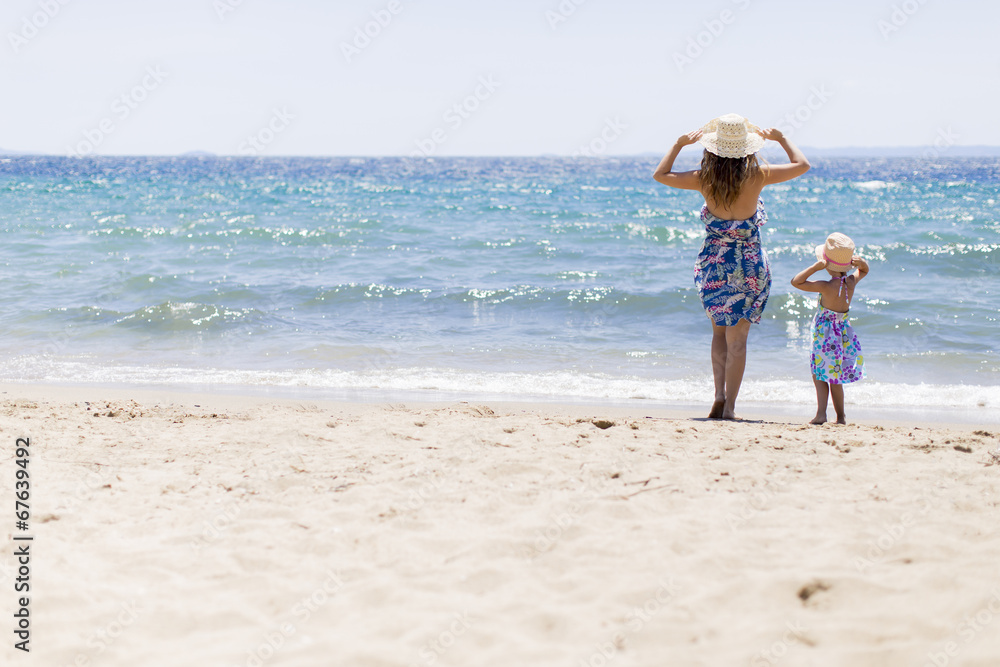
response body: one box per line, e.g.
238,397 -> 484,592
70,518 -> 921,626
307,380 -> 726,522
698,113 -> 765,159
816,232 -> 856,273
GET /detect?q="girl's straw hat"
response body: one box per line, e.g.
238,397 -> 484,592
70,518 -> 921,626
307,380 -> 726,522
816,232 -> 855,271
699,113 -> 765,159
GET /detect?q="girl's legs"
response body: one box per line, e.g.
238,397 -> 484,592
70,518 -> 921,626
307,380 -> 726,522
709,323 -> 728,418
830,383 -> 846,424
811,378 -> 829,424
722,319 -> 751,420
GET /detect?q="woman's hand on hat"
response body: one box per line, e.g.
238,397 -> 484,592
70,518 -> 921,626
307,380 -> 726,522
675,130 -> 703,147
760,128 -> 784,142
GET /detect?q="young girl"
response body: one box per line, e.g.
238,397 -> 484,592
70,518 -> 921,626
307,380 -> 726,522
790,233 -> 869,424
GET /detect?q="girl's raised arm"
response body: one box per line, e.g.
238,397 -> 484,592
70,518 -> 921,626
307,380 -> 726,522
760,129 -> 811,185
652,130 -> 703,190
791,260 -> 828,293
851,257 -> 869,284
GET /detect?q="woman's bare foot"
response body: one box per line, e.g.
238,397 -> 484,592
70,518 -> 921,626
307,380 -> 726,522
835,416 -> 847,425
810,415 -> 827,425
708,400 -> 726,419
722,413 -> 741,421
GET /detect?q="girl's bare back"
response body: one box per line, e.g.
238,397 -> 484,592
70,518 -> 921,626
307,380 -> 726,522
815,274 -> 857,313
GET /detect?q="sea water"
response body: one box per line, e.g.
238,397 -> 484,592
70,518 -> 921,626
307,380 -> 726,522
0,156 -> 997,414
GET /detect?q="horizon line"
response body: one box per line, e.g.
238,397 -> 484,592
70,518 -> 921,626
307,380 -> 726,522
3,146 -> 1000,159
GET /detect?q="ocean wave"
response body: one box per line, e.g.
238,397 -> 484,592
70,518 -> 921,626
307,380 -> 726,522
1,359 -> 996,412
112,302 -> 272,332
299,283 -> 686,313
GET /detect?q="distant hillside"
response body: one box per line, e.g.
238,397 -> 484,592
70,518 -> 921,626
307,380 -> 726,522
638,146 -> 1000,159
793,145 -> 1000,158
2,147 -> 998,159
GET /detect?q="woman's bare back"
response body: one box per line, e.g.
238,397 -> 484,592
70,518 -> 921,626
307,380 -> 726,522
699,173 -> 767,220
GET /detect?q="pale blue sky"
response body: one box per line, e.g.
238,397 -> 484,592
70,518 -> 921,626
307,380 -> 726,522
1,0 -> 995,156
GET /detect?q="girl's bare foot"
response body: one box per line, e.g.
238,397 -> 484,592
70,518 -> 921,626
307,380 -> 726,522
810,415 -> 827,425
708,400 -> 726,419
835,417 -> 847,425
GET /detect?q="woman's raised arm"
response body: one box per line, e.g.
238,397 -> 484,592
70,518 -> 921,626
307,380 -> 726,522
652,130 -> 703,190
759,128 -> 811,185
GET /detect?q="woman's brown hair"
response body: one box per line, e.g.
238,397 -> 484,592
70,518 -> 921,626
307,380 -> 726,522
699,151 -> 762,208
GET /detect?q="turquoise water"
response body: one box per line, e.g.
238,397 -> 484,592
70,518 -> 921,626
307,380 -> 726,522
0,156 -> 997,411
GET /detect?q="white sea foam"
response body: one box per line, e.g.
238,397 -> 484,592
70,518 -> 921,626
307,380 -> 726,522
3,357 -> 997,413
853,180 -> 896,190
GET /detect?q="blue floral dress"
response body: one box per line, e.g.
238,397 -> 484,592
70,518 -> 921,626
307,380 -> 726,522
811,305 -> 864,384
694,198 -> 771,325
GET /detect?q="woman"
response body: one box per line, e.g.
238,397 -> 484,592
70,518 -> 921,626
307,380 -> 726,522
653,113 -> 810,419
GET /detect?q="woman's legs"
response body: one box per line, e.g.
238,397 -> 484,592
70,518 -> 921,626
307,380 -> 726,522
830,383 -> 846,424
722,319 -> 751,419
709,323 -> 728,418
811,379 -> 829,424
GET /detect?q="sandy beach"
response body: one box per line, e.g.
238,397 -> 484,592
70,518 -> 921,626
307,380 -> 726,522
1,384 -> 999,667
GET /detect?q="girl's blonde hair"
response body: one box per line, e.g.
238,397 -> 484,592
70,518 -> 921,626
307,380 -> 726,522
699,151 -> 762,208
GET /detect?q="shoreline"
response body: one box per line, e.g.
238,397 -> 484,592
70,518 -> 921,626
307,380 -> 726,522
1,380 -> 996,428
